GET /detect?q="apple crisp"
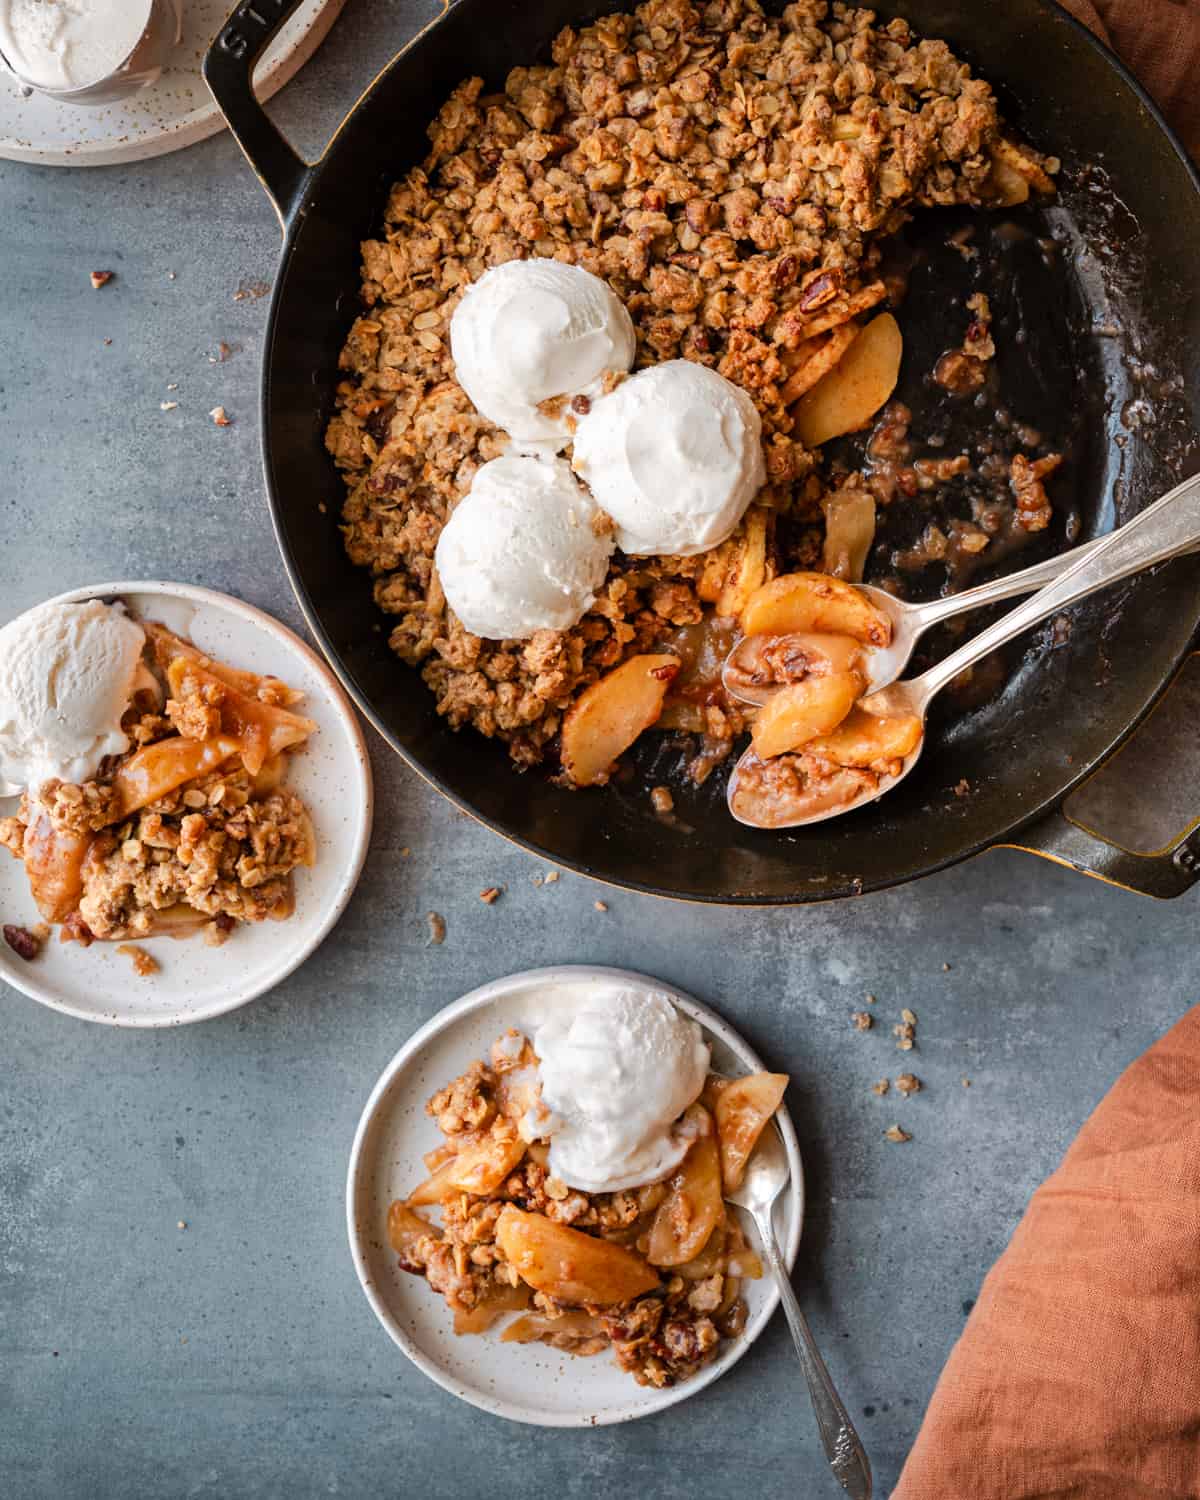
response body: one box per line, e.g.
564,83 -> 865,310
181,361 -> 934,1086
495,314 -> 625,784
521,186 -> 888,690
329,0 -> 1062,782
0,622 -> 316,953
389,1029 -> 788,1389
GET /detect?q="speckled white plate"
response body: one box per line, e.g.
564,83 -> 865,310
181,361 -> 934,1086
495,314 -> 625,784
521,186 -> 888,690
347,966 -> 804,1427
0,0 -> 346,167
0,581 -> 372,1026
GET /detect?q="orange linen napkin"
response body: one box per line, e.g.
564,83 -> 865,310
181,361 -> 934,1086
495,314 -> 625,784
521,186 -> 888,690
1059,0 -> 1200,162
893,1003 -> 1200,1499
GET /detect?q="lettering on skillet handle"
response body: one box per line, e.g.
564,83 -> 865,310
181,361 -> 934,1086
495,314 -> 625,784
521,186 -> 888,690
218,0 -> 293,61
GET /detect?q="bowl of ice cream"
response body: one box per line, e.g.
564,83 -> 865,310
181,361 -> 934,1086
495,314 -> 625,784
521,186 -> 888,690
0,0 -> 182,106
346,965 -> 803,1425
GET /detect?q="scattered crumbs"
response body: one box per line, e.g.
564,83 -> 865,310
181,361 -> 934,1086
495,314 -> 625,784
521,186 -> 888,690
650,785 -> 674,815
479,886 -> 501,905
865,993 -> 877,1005
209,406 -> 232,427
544,870 -> 559,884
895,1073 -> 922,1098
594,900 -> 608,912
166,382 -> 178,391
3,923 -> 44,960
317,502 -> 327,514
89,270 -> 113,289
962,1077 -> 971,1088
103,337 -> 112,345
942,962 -> 952,973
851,1011 -> 873,1032
399,847 -> 411,858
872,1079 -> 890,1096
954,779 -> 971,798
160,401 -> 178,412
884,1124 -> 912,1144
116,944 -> 159,977
426,911 -> 446,946
530,874 -> 543,887
208,340 -> 239,363
893,1010 -> 916,1051
177,1221 -> 187,1231
233,279 -> 270,302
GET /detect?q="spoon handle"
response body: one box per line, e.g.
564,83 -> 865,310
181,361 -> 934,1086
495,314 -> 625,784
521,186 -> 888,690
753,1206 -> 873,1498
916,469 -> 1200,701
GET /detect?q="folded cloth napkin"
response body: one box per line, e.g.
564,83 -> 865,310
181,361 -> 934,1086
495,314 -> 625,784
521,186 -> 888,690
893,1004 -> 1200,1499
1060,0 -> 1200,162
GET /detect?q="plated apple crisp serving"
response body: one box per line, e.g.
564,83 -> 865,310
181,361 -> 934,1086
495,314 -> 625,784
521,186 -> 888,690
388,989 -> 789,1389
0,600 -> 316,955
328,0 -> 1064,821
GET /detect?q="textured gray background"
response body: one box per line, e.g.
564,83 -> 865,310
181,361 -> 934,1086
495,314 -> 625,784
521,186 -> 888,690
2,3 -> 1197,1496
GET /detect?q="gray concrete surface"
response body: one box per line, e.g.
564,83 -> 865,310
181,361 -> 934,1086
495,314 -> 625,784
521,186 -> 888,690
2,3 -> 1198,1496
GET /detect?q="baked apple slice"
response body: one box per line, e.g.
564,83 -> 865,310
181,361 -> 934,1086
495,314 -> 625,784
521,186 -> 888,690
715,1073 -> 788,1192
560,653 -> 679,787
647,1105 -> 725,1267
495,1206 -> 660,1306
750,671 -> 864,759
21,811 -> 92,923
794,312 -> 903,448
804,707 -> 923,769
387,1200 -> 440,1258
741,572 -> 891,648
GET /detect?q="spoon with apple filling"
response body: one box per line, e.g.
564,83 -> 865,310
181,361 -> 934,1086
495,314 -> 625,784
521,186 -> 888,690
728,468 -> 1200,830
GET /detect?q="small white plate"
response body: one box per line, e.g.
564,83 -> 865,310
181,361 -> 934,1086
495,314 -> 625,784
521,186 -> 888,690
0,0 -> 346,168
0,581 -> 372,1026
347,966 -> 804,1427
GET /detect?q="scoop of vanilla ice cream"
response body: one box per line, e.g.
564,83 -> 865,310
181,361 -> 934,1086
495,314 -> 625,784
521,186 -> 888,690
450,259 -> 636,450
0,598 -> 146,789
572,360 -> 766,556
532,988 -> 711,1194
435,455 -> 615,640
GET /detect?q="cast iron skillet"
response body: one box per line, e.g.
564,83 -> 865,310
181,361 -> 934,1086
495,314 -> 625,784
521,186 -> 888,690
203,0 -> 1200,903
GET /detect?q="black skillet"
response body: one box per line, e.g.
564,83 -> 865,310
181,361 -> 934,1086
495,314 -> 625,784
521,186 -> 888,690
203,0 -> 1200,904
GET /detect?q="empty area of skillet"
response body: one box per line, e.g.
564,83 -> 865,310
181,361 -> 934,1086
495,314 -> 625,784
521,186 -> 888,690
260,0 -> 1200,902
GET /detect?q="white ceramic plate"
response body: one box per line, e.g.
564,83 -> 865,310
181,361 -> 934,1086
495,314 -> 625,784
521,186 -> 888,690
347,966 -> 804,1427
0,581 -> 372,1026
0,0 -> 346,167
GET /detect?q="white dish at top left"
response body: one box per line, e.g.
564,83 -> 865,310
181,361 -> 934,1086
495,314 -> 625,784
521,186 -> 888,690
0,581 -> 372,1027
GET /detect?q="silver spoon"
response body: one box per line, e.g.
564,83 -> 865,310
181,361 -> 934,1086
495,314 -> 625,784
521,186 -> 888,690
726,1121 -> 872,1497
723,524 -> 1196,702
728,468 -> 1200,829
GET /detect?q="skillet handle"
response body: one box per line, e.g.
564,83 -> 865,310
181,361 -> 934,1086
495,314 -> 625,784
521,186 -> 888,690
1003,811 -> 1200,899
202,0 -> 313,232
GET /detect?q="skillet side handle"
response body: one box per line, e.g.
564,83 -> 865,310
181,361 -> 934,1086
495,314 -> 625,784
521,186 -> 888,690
202,0 -> 313,233
1002,810 -> 1200,899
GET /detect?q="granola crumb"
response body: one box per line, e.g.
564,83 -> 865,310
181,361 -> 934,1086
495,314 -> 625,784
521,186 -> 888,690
232,280 -> 270,303
901,1008 -> 917,1025
884,1124 -> 912,1144
895,1073 -> 922,1098
851,1011 -> 873,1032
3,924 -> 44,961
872,1079 -> 890,1097
544,871 -> 559,884
89,270 -> 113,289
209,406 -> 232,427
116,943 -> 159,978
530,874 -> 543,887
942,962 -> 953,972
962,1077 -> 971,1088
479,886 -> 501,905
160,401 -> 179,412
400,847 -> 411,858
954,779 -> 971,797
593,900 -> 608,913
865,993 -> 877,1005
427,911 -> 446,946
893,1010 -> 917,1051
650,786 -> 674,815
